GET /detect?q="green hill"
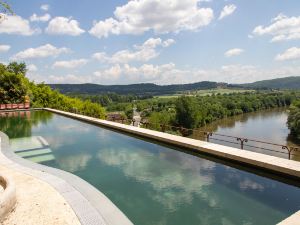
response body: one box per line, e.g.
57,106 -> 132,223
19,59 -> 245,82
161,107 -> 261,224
49,76 -> 300,96
49,81 -> 223,95
239,76 -> 300,89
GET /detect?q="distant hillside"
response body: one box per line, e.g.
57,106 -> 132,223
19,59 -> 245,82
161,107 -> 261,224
49,76 -> 300,96
239,76 -> 300,90
49,81 -> 224,95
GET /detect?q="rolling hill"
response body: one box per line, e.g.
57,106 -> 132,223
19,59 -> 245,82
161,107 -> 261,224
238,76 -> 300,89
48,76 -> 300,95
49,81 -> 224,95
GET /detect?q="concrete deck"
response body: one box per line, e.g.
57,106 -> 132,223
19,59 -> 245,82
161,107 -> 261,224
0,164 -> 81,225
46,108 -> 300,180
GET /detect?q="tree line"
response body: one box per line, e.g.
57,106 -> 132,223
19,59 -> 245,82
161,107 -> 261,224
0,62 -> 106,119
69,93 -> 153,107
288,100 -> 300,139
141,92 -> 299,133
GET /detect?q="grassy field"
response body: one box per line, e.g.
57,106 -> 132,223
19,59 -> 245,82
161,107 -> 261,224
155,88 -> 254,99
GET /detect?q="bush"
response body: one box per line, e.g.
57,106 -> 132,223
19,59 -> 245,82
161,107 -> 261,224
0,62 -> 106,119
287,100 -> 300,139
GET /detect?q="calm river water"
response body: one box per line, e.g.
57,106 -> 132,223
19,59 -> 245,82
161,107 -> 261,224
191,108 -> 300,161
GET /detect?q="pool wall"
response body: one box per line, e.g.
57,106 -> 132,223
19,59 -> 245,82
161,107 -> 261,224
45,108 -> 300,180
0,131 -> 133,225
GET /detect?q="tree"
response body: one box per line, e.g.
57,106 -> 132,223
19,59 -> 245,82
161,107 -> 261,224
0,63 -> 30,103
0,62 -> 106,119
0,1 -> 13,22
7,62 -> 27,75
287,100 -> 300,139
175,96 -> 203,129
148,110 -> 175,131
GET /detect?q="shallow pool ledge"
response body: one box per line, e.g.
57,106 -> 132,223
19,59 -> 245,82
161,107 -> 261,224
0,131 -> 133,225
45,108 -> 300,180
278,210 -> 300,225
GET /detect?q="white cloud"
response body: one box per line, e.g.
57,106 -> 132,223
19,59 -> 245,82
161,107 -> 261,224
52,59 -> 88,69
30,13 -> 51,22
46,17 -> 85,36
219,4 -> 236,20
93,63 -> 176,83
89,0 -> 214,38
41,4 -> 50,11
275,47 -> 300,61
94,64 -> 122,81
43,63 -> 300,85
48,74 -> 87,84
224,48 -> 244,57
0,44 -> 10,52
0,15 -> 39,35
162,39 -> 176,47
12,44 -> 70,60
92,37 -> 175,64
27,64 -> 38,72
92,63 -> 300,84
253,14 -> 300,42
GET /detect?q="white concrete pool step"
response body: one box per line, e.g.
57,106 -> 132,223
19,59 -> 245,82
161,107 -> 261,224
10,136 -> 55,163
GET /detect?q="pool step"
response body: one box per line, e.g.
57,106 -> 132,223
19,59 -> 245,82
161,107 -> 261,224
10,136 -> 55,163
22,154 -> 55,163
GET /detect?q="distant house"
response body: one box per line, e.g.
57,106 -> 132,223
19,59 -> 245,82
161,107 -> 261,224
106,112 -> 125,121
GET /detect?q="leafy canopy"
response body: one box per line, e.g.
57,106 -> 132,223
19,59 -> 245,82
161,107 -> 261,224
0,62 -> 106,119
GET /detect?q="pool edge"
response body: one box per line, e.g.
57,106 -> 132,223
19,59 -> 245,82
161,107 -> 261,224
0,131 -> 133,225
44,108 -> 300,180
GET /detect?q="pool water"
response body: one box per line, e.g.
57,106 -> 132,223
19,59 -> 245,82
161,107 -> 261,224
1,110 -> 300,225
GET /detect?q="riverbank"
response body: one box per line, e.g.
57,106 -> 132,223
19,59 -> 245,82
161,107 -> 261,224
192,108 -> 300,161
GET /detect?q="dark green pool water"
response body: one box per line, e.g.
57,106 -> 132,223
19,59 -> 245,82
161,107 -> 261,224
1,110 -> 300,225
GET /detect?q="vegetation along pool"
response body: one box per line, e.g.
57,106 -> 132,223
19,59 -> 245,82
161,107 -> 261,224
0,110 -> 299,225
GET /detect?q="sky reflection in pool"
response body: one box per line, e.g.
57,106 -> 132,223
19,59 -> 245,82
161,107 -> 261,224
1,110 -> 300,225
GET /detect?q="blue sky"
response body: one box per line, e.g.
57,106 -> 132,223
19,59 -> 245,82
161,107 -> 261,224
0,0 -> 300,84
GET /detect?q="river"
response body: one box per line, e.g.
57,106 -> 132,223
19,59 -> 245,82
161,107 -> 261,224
190,108 -> 300,161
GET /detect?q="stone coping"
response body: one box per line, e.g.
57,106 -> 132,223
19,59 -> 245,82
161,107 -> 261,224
0,173 -> 16,222
277,211 -> 300,225
0,132 -> 133,225
45,108 -> 300,180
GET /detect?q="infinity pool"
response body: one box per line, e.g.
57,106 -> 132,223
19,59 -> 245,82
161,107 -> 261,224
1,110 -> 299,225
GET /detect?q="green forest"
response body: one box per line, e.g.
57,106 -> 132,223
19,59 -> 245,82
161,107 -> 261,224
0,62 -> 106,119
72,88 -> 300,139
288,100 -> 300,139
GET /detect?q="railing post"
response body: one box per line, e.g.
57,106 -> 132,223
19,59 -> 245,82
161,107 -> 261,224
161,124 -> 166,132
282,146 -> 298,160
204,132 -> 213,142
237,138 -> 248,149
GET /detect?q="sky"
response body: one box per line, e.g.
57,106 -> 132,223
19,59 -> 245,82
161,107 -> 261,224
0,0 -> 300,85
